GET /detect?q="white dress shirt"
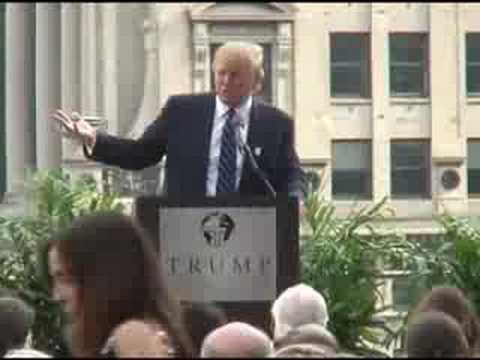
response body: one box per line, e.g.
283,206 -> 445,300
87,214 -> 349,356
206,96 -> 252,196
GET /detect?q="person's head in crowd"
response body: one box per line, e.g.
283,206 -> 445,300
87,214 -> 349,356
333,352 -> 362,357
273,323 -> 339,353
274,343 -> 335,358
0,296 -> 34,356
271,283 -> 329,340
212,41 -> 264,108
200,321 -> 273,358
410,285 -> 480,353
46,212 -> 192,357
182,301 -> 228,356
406,310 -> 469,358
0,288 -> 15,298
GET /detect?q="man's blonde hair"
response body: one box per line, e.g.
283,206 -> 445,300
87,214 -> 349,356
212,41 -> 265,91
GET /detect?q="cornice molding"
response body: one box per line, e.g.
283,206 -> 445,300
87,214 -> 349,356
189,2 -> 297,22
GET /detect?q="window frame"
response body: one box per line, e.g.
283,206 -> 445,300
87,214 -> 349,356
331,139 -> 372,200
0,3 -> 5,200
390,140 -> 431,199
467,138 -> 480,197
466,33 -> 480,97
330,32 -> 371,99
389,32 -> 430,98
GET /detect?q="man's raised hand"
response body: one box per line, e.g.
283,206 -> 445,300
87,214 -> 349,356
50,109 -> 97,148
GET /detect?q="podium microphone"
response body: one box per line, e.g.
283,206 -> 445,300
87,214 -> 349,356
235,121 -> 277,198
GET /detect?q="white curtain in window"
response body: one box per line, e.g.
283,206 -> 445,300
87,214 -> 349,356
468,141 -> 480,169
333,142 -> 370,170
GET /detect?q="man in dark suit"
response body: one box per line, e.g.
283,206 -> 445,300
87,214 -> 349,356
51,41 -> 305,198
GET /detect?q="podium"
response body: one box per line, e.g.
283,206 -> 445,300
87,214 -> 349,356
134,195 -> 300,334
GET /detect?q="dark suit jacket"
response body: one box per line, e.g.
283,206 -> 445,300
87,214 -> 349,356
87,93 -> 305,197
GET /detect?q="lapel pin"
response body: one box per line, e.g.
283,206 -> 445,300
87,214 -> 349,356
254,147 -> 262,156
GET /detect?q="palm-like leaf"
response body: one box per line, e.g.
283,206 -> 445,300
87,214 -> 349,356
301,192 -> 421,354
0,170 -> 125,356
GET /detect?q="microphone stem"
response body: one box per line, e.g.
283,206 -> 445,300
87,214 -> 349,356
235,121 -> 276,198
241,142 -> 277,198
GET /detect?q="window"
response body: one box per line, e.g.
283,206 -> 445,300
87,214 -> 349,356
210,42 -> 272,104
468,140 -> 480,195
466,33 -> 480,96
330,33 -> 371,98
391,141 -> 430,198
332,141 -> 372,199
389,33 -> 429,97
0,3 -> 5,199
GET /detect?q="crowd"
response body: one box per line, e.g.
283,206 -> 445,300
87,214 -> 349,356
0,212 -> 479,358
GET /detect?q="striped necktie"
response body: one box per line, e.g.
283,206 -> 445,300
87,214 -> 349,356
216,108 -> 238,194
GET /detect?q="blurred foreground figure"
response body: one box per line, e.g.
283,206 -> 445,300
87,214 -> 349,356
0,296 -> 50,358
182,302 -> 228,356
406,311 -> 469,358
410,285 -> 480,355
46,212 -> 193,357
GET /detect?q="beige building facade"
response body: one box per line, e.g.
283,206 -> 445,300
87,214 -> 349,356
2,3 -> 480,352
3,2 -> 480,232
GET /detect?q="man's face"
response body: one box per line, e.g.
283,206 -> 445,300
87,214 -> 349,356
214,51 -> 257,108
48,247 -> 81,317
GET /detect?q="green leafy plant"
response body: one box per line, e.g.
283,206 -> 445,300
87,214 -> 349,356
0,170 -> 125,356
300,191 -> 420,355
380,215 -> 480,355
404,214 -> 480,313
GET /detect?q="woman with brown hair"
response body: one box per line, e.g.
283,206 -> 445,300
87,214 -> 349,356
409,285 -> 480,355
46,212 -> 193,357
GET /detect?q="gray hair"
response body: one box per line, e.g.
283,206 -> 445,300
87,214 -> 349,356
271,283 -> 329,340
274,323 -> 338,353
200,321 -> 273,358
273,343 -> 334,358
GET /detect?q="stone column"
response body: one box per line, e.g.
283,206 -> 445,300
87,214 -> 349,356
430,3 -> 461,159
371,4 -> 390,202
35,3 -> 62,170
456,3 -> 468,203
128,3 -> 160,138
101,3 -> 118,135
5,3 -> 36,194
276,22 -> 293,115
80,3 -> 98,114
61,3 -> 82,160
61,3 -> 81,113
192,23 -> 210,94
430,4 -> 466,214
294,7 -> 332,200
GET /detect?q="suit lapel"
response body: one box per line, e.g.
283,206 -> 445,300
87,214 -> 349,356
199,94 -> 216,189
246,98 -> 260,146
240,98 -> 265,190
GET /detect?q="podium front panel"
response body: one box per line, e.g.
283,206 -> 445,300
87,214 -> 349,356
159,206 -> 276,301
134,196 -> 299,334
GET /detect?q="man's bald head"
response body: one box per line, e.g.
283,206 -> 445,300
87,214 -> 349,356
200,322 -> 273,358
